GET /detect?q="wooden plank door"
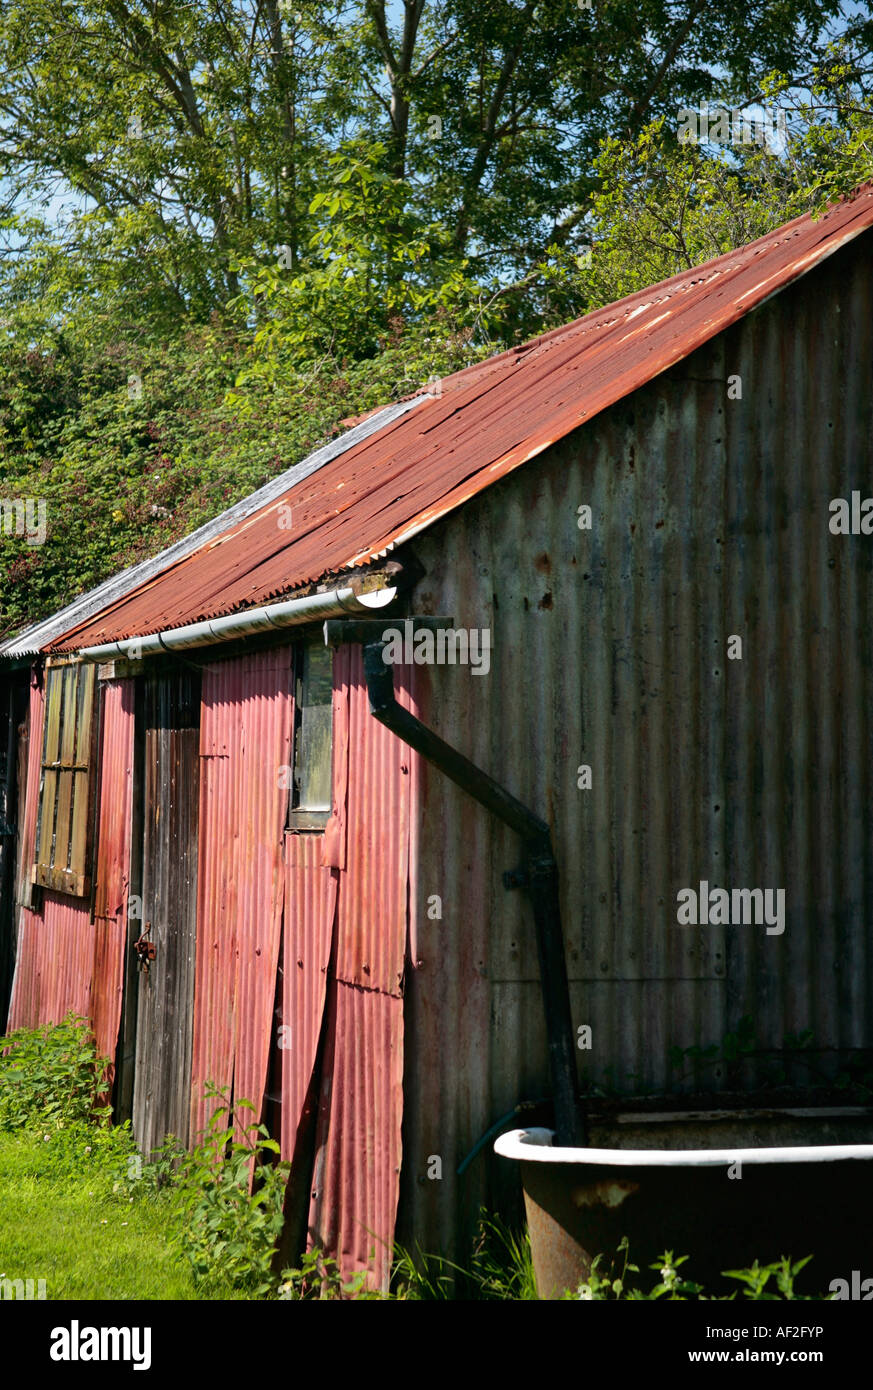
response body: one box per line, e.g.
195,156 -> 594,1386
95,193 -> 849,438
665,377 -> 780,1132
132,670 -> 200,1156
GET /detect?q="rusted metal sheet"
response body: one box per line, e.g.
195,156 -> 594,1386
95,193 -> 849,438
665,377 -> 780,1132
0,677 -> 27,1028
15,679 -> 42,910
280,831 -> 335,1163
6,680 -> 43,1027
7,892 -> 93,1032
132,671 -> 200,1155
335,644 -> 413,995
93,679 -> 135,922
190,648 -> 291,1145
396,227 -> 873,1260
50,189 -> 873,653
5,908 -> 40,1030
305,646 -> 418,1289
90,678 -> 135,1079
308,979 -> 405,1293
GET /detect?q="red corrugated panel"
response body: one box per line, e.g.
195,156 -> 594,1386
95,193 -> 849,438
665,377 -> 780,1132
7,678 -> 45,1026
335,645 -> 412,994
91,678 -> 135,1077
306,649 -> 418,1291
308,980 -> 404,1293
8,892 -> 93,1031
49,187 -> 873,652
190,648 -> 292,1143
6,908 -> 41,1030
15,678 -> 43,909
281,832 -> 336,1163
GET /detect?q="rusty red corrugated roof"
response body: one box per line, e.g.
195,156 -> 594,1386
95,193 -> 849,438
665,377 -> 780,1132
51,185 -> 873,653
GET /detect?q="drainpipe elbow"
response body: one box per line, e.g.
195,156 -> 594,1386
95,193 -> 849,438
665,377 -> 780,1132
363,640 -> 396,716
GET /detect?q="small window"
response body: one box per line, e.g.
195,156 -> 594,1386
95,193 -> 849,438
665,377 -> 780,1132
288,640 -> 333,830
32,661 -> 97,896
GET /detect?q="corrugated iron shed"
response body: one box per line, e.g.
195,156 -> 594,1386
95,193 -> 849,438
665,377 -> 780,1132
44,185 -> 873,653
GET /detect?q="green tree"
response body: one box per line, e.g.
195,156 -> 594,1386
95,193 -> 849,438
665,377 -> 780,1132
0,0 -> 855,344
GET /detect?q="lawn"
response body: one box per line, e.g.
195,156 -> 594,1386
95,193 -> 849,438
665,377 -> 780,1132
0,1128 -> 241,1300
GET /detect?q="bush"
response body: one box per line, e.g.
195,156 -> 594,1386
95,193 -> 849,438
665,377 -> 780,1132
0,1015 -> 111,1133
170,1090 -> 290,1297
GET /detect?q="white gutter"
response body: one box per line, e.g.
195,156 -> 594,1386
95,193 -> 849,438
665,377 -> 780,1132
77,584 -> 398,661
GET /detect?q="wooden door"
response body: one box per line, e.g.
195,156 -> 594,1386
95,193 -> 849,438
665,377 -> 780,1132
132,670 -> 200,1156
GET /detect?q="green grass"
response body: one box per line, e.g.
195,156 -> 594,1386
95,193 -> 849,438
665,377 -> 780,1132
0,1127 -> 241,1300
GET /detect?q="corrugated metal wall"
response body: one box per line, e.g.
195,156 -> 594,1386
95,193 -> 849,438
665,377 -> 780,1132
187,642 -> 416,1289
0,677 -> 27,1028
91,678 -> 135,1080
281,830 -> 335,1163
398,230 -> 873,1257
306,645 -> 416,1292
7,892 -> 93,1031
190,648 -> 292,1144
14,678 -> 42,913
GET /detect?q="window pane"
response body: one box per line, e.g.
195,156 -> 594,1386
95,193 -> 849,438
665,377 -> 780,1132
292,643 -> 333,815
303,642 -> 332,706
296,704 -> 332,811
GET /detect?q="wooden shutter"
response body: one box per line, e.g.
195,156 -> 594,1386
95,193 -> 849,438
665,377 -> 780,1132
32,661 -> 97,896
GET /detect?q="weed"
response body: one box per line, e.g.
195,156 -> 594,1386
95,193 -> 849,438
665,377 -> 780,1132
170,1088 -> 289,1297
469,1212 -> 539,1299
0,1015 -> 111,1133
575,1240 -> 822,1300
278,1248 -> 373,1300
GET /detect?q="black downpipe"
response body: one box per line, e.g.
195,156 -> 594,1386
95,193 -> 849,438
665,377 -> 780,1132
363,641 -> 584,1147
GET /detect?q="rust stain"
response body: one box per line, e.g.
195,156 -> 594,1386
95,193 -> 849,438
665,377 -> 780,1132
571,1179 -> 640,1210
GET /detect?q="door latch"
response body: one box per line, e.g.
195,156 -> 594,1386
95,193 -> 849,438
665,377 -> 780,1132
134,922 -> 156,971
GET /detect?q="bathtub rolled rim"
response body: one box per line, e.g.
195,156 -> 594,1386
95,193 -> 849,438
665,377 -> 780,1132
493,1126 -> 873,1167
